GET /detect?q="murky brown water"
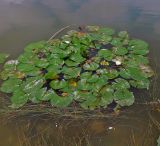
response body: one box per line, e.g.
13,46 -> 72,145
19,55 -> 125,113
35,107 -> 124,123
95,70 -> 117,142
0,0 -> 160,146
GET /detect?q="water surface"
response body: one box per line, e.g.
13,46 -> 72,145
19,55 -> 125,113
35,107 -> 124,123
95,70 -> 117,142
0,0 -> 160,146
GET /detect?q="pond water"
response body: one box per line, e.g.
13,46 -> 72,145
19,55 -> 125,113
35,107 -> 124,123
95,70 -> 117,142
0,0 -> 160,146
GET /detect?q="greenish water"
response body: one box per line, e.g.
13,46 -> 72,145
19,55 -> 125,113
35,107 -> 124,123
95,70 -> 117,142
0,0 -> 159,145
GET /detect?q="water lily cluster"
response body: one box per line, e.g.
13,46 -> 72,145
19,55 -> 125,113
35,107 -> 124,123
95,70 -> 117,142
0,26 -> 154,109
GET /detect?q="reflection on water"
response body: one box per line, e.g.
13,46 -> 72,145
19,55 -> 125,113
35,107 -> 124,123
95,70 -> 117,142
0,0 -> 160,145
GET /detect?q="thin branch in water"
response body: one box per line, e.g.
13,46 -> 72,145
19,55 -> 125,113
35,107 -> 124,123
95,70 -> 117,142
48,25 -> 72,41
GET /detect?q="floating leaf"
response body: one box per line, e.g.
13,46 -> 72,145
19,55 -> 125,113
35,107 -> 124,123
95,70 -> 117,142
22,77 -> 44,93
10,88 -> 28,108
119,68 -> 131,79
17,63 -> 36,72
111,38 -> 122,46
118,31 -> 129,38
78,79 -> 94,90
80,94 -> 98,110
113,47 -> 128,55
50,80 -> 68,89
112,78 -> 130,90
129,39 -> 149,55
24,41 -> 46,53
100,86 -> 114,107
83,62 -> 99,71
69,53 -> 85,63
62,66 -> 81,79
105,69 -> 119,79
129,79 -> 150,89
98,49 -> 113,61
29,87 -> 46,103
127,67 -> 146,81
50,93 -> 73,107
35,59 -> 49,68
65,59 -> 80,67
98,27 -> 115,35
0,78 -> 21,93
114,89 -> 135,106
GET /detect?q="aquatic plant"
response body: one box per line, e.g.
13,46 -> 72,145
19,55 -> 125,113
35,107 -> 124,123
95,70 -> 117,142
0,26 -> 154,109
157,136 -> 160,146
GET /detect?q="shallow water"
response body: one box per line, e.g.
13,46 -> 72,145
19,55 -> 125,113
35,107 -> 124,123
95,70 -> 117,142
0,0 -> 160,146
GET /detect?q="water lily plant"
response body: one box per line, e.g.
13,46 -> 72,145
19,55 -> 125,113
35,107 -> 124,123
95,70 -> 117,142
0,25 -> 154,109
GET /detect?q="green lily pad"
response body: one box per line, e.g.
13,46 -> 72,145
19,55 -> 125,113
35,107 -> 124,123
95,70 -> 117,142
127,67 -> 146,81
118,31 -> 129,39
41,89 -> 55,101
105,69 -> 119,79
50,93 -> 73,107
112,78 -> 130,90
83,62 -> 99,71
87,74 -> 99,83
0,53 -> 9,64
129,79 -> 150,89
62,66 -> 81,79
69,53 -> 85,63
22,77 -> 44,93
111,38 -> 122,46
0,78 -> 21,93
129,39 -> 149,55
114,89 -> 135,106
98,49 -> 113,61
24,41 -> 46,53
100,86 -> 114,107
35,59 -> 49,68
65,59 -> 80,67
78,79 -> 94,90
128,54 -> 149,65
10,88 -> 29,108
29,87 -> 46,103
119,68 -> 131,79
50,80 -> 68,90
17,63 -> 36,72
80,94 -> 98,110
99,35 -> 112,44
113,47 -> 128,55
98,27 -> 115,35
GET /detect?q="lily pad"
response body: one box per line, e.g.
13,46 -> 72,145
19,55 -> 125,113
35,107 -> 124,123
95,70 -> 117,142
50,80 -> 68,89
113,47 -> 128,55
98,27 -> 115,36
129,39 -> 149,55
83,62 -> 99,71
129,79 -> 150,89
112,78 -> 130,90
0,78 -> 21,93
10,88 -> 29,108
50,93 -> 73,107
24,41 -> 46,53
98,49 -> 113,61
100,86 -> 114,107
114,89 -> 135,106
62,66 -> 81,79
